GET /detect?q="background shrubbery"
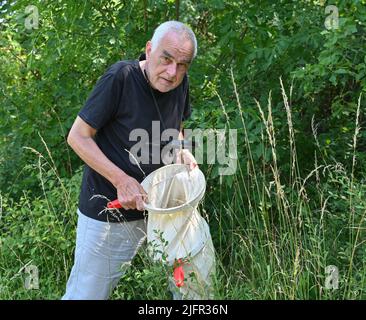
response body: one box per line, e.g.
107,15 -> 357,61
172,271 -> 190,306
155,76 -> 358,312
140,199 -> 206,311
1,0 -> 366,299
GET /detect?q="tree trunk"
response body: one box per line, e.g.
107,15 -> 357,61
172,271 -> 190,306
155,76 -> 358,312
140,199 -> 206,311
175,0 -> 180,21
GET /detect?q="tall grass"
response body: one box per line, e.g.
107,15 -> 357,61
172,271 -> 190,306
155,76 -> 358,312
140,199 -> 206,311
0,130 -> 85,298
0,81 -> 365,299
206,77 -> 366,300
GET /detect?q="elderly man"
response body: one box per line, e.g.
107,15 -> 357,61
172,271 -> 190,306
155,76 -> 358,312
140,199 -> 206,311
62,21 -> 197,300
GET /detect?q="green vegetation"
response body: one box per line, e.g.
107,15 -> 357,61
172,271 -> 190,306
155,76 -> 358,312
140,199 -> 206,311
1,0 -> 366,299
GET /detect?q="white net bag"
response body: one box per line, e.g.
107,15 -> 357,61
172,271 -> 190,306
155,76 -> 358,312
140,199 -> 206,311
141,164 -> 216,300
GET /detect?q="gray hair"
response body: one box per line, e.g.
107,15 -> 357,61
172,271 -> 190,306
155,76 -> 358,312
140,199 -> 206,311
150,21 -> 197,59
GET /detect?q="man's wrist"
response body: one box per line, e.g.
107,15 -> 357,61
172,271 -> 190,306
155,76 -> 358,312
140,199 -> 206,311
110,170 -> 128,189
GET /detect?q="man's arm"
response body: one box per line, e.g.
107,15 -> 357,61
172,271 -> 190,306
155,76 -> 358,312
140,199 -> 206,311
176,123 -> 197,170
67,116 -> 146,210
178,123 -> 185,140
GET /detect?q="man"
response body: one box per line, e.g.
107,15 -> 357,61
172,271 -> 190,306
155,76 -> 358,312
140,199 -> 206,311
62,21 -> 198,300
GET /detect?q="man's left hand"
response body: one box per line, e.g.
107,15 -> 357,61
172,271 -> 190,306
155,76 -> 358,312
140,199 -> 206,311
175,149 -> 198,170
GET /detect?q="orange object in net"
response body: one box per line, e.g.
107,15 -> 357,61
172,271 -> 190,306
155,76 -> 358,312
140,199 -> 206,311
173,259 -> 185,287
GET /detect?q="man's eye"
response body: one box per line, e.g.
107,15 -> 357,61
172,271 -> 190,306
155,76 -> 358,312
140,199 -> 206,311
162,56 -> 170,63
178,63 -> 188,70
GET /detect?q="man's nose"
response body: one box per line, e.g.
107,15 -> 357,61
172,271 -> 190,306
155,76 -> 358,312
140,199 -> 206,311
166,62 -> 177,79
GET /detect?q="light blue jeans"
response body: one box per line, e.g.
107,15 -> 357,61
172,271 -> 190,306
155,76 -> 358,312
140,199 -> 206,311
62,209 -> 147,300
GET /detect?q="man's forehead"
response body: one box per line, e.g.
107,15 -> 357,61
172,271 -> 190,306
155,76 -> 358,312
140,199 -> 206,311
158,32 -> 193,62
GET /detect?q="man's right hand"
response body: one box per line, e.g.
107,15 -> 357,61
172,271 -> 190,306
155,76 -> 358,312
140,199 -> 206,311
115,174 -> 147,211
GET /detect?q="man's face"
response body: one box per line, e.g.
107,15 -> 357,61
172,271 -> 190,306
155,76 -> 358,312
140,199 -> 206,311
145,32 -> 194,93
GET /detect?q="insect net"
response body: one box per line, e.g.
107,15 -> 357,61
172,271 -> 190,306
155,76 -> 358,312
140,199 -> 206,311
141,164 -> 216,299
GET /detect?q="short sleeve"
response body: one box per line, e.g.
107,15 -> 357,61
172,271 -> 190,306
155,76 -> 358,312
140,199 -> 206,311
182,77 -> 192,122
78,63 -> 124,130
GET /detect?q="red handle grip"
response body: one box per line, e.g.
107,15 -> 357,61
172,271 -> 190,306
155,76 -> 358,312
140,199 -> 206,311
107,199 -> 122,209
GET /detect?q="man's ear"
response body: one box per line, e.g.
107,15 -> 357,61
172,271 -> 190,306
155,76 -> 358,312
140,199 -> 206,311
146,41 -> 152,60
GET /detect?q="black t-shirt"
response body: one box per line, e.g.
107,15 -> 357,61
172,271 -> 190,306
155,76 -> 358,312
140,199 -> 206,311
77,54 -> 191,222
